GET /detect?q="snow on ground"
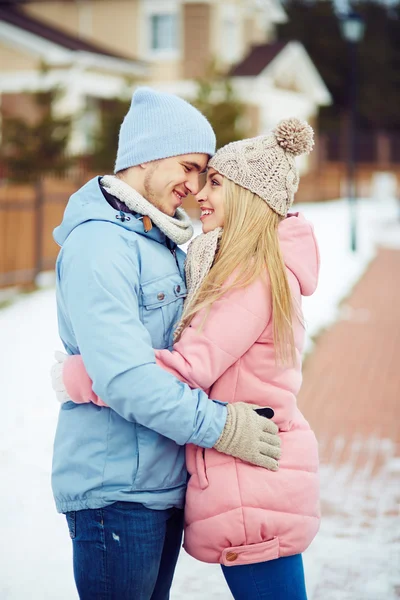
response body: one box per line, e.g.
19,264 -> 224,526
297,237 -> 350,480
0,196 -> 399,599
306,437 -> 400,600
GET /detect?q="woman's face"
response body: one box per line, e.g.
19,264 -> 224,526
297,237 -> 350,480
195,168 -> 225,234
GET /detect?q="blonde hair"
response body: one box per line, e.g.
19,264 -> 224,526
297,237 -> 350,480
177,179 -> 298,364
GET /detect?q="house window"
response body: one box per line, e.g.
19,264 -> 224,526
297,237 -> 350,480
151,14 -> 177,51
222,18 -> 238,62
220,5 -> 242,64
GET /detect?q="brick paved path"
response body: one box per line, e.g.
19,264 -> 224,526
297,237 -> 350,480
298,248 -> 400,600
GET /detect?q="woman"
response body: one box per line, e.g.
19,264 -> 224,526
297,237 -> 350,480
53,118 -> 320,599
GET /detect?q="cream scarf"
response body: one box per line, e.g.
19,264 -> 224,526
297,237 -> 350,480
101,175 -> 194,245
174,227 -> 223,340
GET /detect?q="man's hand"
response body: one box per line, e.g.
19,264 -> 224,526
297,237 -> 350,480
50,351 -> 71,404
213,402 -> 281,470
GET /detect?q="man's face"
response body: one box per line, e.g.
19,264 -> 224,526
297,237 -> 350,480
142,154 -> 209,216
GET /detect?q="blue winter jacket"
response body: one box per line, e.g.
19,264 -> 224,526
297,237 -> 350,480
51,177 -> 227,513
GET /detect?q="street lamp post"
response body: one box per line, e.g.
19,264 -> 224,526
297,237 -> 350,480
339,12 -> 365,252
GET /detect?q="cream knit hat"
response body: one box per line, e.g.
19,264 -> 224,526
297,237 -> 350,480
208,118 -> 314,217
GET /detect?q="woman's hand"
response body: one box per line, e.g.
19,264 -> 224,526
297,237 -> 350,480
213,403 -> 281,470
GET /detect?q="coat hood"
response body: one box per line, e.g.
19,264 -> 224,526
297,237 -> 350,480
53,177 -> 169,247
278,212 -> 320,296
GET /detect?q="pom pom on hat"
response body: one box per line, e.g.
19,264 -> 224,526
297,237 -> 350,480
274,118 -> 314,156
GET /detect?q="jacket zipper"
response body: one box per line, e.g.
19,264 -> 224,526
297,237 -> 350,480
166,238 -> 179,269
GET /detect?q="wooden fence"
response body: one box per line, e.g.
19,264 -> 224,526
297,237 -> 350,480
295,162 -> 400,204
0,178 -> 79,288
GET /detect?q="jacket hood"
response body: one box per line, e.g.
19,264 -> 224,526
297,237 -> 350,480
53,177 -> 169,247
278,212 -> 320,296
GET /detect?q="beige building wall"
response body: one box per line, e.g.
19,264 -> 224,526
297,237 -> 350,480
243,14 -> 270,54
183,3 -> 211,80
23,2 -> 80,37
0,43 -> 39,71
90,0 -> 139,59
23,1 -> 140,59
209,0 -> 237,70
242,16 -> 255,56
243,103 -> 261,138
208,0 -> 275,72
150,61 -> 181,82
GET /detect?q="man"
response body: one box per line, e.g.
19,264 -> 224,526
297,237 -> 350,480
52,87 -> 280,599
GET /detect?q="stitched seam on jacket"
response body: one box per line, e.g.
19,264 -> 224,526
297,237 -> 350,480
231,357 -> 241,398
196,334 -> 239,360
194,325 -> 271,361
100,408 -> 112,501
192,300 -> 267,358
234,450 -> 248,546
187,507 -> 320,524
204,462 -> 319,474
221,298 -> 267,321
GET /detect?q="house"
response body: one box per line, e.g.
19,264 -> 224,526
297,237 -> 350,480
0,0 -> 331,159
0,1 -> 147,152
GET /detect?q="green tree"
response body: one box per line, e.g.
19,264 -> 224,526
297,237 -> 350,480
1,86 -> 72,182
277,0 -> 400,132
356,1 -> 400,130
89,96 -> 131,173
193,64 -> 247,149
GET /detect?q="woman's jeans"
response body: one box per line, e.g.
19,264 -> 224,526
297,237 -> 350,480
221,554 -> 307,600
65,501 -> 184,600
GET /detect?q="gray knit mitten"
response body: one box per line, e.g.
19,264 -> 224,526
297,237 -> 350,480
213,403 -> 281,470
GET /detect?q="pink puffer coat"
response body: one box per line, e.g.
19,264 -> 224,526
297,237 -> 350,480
154,213 -> 321,566
63,213 -> 320,567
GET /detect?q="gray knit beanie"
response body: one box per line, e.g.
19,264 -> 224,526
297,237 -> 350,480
208,118 -> 314,217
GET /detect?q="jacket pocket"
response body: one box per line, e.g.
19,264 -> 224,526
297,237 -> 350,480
195,447 -> 209,490
139,276 -> 187,349
185,444 -> 197,476
133,424 -> 187,491
65,511 -> 76,539
140,294 -> 166,349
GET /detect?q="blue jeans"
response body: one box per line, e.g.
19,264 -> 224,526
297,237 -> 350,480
221,554 -> 307,600
65,502 -> 184,600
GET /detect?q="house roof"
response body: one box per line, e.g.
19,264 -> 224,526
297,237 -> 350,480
0,4 -> 132,60
230,42 -> 288,77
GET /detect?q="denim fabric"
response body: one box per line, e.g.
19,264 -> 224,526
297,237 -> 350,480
221,554 -> 307,600
65,502 -> 184,600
